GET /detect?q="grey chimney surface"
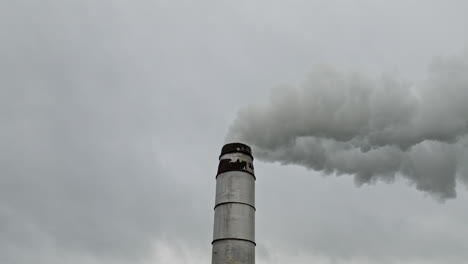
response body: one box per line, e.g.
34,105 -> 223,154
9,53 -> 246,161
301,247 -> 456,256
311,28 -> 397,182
212,143 -> 256,264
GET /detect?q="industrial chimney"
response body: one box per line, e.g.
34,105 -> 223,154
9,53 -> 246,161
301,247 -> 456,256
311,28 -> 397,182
212,143 -> 256,264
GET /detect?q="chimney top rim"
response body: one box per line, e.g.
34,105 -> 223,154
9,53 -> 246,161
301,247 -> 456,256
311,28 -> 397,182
220,143 -> 253,160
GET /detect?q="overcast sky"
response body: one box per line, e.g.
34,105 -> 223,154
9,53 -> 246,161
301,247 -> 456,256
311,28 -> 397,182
1,1 -> 468,263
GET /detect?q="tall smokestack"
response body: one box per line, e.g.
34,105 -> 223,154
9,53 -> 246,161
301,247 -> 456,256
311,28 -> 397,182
212,143 -> 256,264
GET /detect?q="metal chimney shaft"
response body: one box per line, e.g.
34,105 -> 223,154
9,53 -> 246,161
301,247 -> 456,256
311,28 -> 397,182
212,143 -> 256,264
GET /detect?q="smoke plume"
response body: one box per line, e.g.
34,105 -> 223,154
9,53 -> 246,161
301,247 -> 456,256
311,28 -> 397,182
227,54 -> 468,199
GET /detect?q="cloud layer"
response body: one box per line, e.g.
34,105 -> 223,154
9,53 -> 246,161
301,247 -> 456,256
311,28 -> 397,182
2,1 -> 468,263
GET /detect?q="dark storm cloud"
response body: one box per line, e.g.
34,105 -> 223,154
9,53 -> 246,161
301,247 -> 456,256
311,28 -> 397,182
228,54 -> 468,199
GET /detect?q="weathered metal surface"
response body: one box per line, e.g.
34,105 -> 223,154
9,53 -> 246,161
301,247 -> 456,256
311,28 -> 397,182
217,152 -> 255,178
215,170 -> 255,210
212,240 -> 255,264
212,144 -> 255,264
219,142 -> 253,160
213,203 -> 255,243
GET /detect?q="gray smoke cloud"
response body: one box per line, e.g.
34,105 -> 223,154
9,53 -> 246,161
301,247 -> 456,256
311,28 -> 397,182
227,53 -> 468,199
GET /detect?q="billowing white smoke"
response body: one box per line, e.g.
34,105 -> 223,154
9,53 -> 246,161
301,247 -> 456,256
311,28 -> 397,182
227,54 -> 468,199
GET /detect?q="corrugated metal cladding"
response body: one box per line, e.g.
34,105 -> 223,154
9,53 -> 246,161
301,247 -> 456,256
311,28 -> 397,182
212,143 -> 256,264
